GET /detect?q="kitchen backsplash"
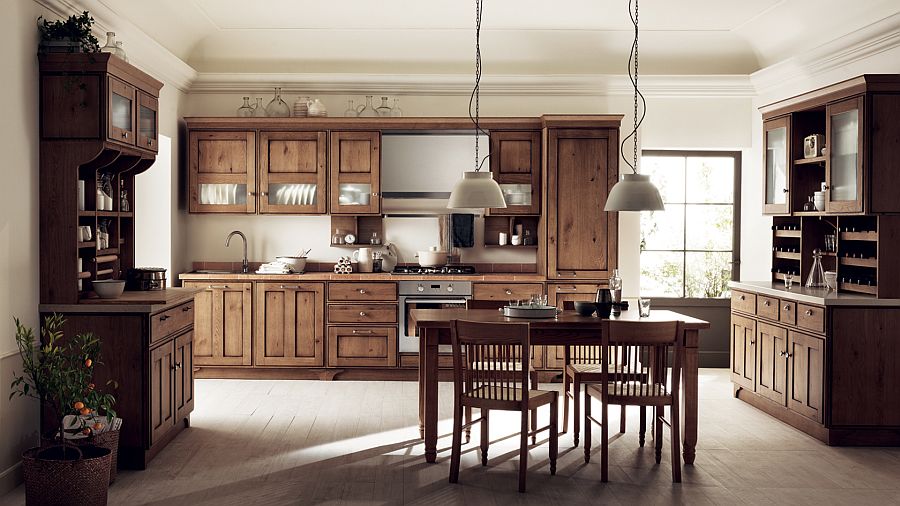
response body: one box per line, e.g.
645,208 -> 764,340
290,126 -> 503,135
183,213 -> 536,268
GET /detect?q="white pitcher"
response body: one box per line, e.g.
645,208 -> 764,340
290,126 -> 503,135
353,247 -> 374,273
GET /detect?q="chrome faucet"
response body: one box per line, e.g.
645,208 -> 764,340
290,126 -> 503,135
226,230 -> 249,273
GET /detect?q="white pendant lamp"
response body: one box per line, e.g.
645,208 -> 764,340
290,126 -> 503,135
604,0 -> 664,212
448,0 -> 507,210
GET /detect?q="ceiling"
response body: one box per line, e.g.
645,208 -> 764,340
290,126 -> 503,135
97,0 -> 900,75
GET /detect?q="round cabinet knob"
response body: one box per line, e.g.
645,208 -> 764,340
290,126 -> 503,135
359,289 -> 367,294
505,289 -> 512,295
417,285 -> 425,292
805,309 -> 813,316
764,300 -> 770,307
739,295 -> 745,300
359,311 -> 367,317
783,188 -> 789,193
447,285 -> 454,292
783,305 -> 790,311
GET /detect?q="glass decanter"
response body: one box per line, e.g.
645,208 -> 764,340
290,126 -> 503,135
609,268 -> 623,315
390,98 -> 403,117
114,41 -> 128,62
805,248 -> 827,287
375,96 -> 392,117
100,32 -> 117,54
344,100 -> 357,117
265,87 -> 291,117
252,97 -> 267,117
357,95 -> 377,117
120,190 -> 130,212
802,196 -> 815,212
236,97 -> 254,117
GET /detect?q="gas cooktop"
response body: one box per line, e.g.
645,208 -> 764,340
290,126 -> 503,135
392,265 -> 477,275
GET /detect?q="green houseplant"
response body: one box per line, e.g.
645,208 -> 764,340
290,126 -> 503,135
10,314 -> 118,504
37,10 -> 100,53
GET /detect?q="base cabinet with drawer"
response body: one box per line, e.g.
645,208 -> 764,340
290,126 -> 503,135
40,289 -> 198,469
183,281 -> 253,366
327,282 -> 399,368
730,284 -> 900,445
255,282 -> 325,366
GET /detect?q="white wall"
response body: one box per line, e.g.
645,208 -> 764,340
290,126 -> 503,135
184,92 -> 754,294
0,0 -> 47,493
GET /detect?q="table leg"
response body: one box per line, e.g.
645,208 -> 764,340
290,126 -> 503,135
682,329 -> 699,465
418,330 -> 425,438
423,327 -> 439,463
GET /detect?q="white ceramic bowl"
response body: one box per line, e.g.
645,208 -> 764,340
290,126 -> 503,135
275,256 -> 307,273
416,250 -> 448,267
92,280 -> 125,299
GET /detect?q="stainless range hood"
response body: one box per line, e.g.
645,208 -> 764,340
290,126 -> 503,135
381,133 -> 489,216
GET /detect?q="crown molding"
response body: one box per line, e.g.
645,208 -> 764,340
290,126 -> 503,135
34,0 -> 197,92
751,12 -> 900,99
190,73 -> 755,98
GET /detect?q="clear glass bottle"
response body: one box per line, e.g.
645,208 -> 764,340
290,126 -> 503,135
100,32 -> 117,54
357,95 -> 377,117
609,268 -> 623,315
114,41 -> 128,62
120,190 -> 130,212
390,98 -> 403,117
805,249 -> 827,287
332,229 -> 345,245
252,98 -> 267,117
803,196 -> 815,212
236,97 -> 254,117
344,100 -> 357,117
375,96 -> 392,117
265,87 -> 291,117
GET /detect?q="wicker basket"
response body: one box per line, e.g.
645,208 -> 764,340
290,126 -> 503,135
22,444 -> 111,506
41,429 -> 120,483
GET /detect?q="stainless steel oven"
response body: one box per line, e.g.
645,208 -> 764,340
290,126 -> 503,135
398,280 -> 472,353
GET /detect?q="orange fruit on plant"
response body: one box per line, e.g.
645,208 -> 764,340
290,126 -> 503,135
84,358 -> 93,367
79,407 -> 92,416
87,383 -> 95,390
82,428 -> 91,435
92,422 -> 104,431
73,401 -> 84,410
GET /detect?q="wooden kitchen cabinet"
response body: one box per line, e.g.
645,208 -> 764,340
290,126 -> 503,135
489,130 -> 541,215
545,283 -> 605,369
183,281 -> 253,366
254,282 -> 326,366
755,322 -> 787,405
329,131 -> 381,215
327,326 -> 397,368
786,330 -> 824,423
762,116 -> 791,215
150,339 -> 175,445
107,76 -> 136,147
472,282 -> 545,369
729,313 -> 756,392
188,130 -> 257,213
174,331 -> 195,422
258,131 -> 327,214
546,128 -> 618,280
136,91 -> 159,152
824,96 -> 864,214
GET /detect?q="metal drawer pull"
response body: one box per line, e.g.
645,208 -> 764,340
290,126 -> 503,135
779,351 -> 787,357
159,315 -> 170,321
505,289 -> 512,295
763,300 -> 770,307
359,289 -> 367,294
182,306 -> 192,312
805,309 -> 813,316
172,362 -> 182,370
208,285 -> 229,289
122,132 -> 129,138
783,305 -> 791,311
359,311 -> 367,317
352,329 -> 374,334
750,339 -> 756,345
280,285 -> 301,290
557,286 -> 577,292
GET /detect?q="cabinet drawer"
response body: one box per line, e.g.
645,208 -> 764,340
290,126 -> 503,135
328,304 -> 397,324
328,282 -> 397,302
757,295 -> 779,321
797,304 -> 824,334
474,283 -> 543,301
151,301 -> 194,345
779,300 -> 797,325
731,290 -> 756,314
327,327 -> 397,367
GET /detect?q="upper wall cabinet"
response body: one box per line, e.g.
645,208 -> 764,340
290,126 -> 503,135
189,130 -> 257,213
488,130 -> 541,215
546,127 -> 619,280
760,75 -> 900,215
259,131 -> 327,214
329,131 -> 381,215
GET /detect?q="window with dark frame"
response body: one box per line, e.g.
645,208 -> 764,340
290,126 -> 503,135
639,150 -> 741,298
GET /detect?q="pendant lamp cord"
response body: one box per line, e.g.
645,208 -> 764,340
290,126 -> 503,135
469,0 -> 490,172
620,0 -> 646,175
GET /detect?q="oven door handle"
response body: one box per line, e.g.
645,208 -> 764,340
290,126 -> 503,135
403,299 -> 470,305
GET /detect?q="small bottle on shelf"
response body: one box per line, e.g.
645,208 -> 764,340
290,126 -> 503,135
332,229 -> 345,245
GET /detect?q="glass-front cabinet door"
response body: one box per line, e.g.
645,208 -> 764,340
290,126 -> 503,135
258,131 -> 327,214
137,92 -> 158,152
329,131 -> 381,215
189,130 -> 256,213
826,96 -> 864,213
763,116 -> 790,215
107,76 -> 135,146
488,130 -> 541,215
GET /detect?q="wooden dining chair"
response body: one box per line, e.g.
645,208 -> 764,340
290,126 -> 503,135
583,320 -> 683,483
449,319 -> 559,493
465,299 -> 540,443
560,301 -> 646,448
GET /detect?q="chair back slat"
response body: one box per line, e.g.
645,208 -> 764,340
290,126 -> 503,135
451,320 -> 530,405
602,320 -> 682,399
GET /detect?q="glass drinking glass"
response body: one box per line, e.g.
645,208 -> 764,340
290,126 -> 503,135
638,298 -> 651,317
784,273 -> 794,289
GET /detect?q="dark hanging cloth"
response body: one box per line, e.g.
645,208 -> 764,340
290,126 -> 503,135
451,213 -> 475,247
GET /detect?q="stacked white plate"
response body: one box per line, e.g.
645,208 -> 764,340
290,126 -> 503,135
273,184 -> 317,205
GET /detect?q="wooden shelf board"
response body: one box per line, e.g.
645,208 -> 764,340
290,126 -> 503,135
839,257 -> 878,268
774,251 -> 801,260
794,211 -> 828,217
78,211 -> 95,217
77,241 -> 96,249
77,271 -> 91,279
839,282 -> 877,295
96,211 -> 118,217
794,156 -> 826,165
774,230 -> 802,238
484,244 -> 539,249
96,268 -> 114,276
96,248 -> 120,256
841,231 -> 878,242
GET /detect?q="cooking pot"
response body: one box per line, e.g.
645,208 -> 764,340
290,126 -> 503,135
126,267 -> 166,291
416,246 -> 448,267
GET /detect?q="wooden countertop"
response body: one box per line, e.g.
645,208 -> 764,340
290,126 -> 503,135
730,281 -> 900,307
40,287 -> 201,314
178,272 -> 547,282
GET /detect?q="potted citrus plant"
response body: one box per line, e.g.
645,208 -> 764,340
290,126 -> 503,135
10,314 -> 118,505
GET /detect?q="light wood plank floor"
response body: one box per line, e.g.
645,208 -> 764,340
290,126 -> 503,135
4,369 -> 900,505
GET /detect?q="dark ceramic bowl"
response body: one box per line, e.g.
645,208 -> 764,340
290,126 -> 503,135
573,301 -> 596,316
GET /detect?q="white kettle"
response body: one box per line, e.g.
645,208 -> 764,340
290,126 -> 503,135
352,247 -> 374,273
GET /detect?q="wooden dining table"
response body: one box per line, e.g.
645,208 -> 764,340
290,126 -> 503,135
412,307 -> 710,465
